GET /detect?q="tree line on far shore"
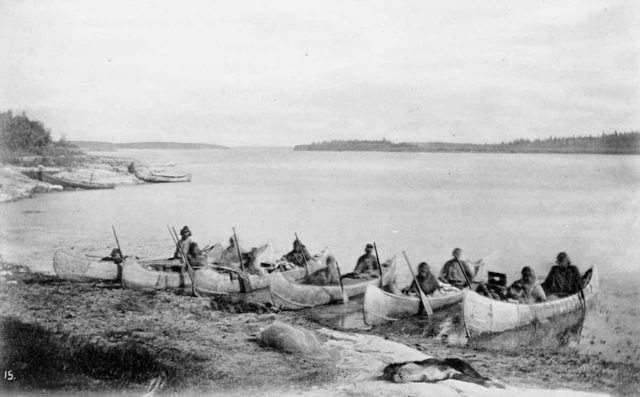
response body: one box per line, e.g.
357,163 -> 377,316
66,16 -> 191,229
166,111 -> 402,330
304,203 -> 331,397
294,132 -> 640,155
0,111 -> 81,166
2,110 -> 638,162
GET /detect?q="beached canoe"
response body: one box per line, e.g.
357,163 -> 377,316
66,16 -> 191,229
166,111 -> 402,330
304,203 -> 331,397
53,250 -> 121,282
270,255 -> 398,311
43,173 -> 115,189
129,164 -> 192,183
362,262 -> 485,325
362,285 -> 464,326
53,250 -> 177,283
121,257 -> 192,291
194,246 -> 332,296
462,266 -> 598,338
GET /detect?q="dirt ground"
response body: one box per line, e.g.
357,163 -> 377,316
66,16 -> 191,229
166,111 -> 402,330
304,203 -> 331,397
1,262 -> 639,397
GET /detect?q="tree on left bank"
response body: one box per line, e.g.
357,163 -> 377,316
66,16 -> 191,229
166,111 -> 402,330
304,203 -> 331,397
0,110 -> 80,165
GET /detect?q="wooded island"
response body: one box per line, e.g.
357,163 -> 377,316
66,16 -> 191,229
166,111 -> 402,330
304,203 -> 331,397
294,132 -> 640,155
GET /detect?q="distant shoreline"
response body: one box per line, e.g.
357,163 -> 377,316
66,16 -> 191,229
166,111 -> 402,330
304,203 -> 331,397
72,141 -> 229,151
294,133 -> 640,155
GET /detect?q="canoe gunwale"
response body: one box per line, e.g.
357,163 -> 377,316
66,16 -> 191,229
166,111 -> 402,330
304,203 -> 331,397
53,250 -> 120,282
362,283 -> 466,325
194,246 -> 328,295
270,255 -> 398,311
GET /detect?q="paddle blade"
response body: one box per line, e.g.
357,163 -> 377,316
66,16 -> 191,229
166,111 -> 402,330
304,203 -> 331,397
420,290 -> 433,315
240,273 -> 253,293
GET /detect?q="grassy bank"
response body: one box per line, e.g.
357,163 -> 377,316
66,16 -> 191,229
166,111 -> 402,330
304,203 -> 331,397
1,262 -> 639,396
0,263 -> 340,396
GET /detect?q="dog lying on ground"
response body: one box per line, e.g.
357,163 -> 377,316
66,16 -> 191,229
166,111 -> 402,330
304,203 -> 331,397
382,357 -> 506,388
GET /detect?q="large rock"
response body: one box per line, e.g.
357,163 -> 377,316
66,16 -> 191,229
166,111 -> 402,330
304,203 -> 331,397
259,321 -> 328,357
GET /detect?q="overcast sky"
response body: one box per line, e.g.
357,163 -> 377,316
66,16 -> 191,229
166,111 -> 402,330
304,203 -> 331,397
1,0 -> 638,147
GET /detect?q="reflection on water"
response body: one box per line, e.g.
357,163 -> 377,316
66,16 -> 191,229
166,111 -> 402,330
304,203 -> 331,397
468,309 -> 586,352
304,296 -> 372,330
307,298 -> 589,357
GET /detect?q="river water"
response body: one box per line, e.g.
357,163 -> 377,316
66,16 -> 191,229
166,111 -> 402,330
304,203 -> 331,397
1,148 -> 639,364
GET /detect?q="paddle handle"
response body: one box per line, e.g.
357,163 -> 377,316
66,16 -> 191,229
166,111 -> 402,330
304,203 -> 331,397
232,227 -> 246,273
169,225 -> 198,297
453,253 -> 473,288
403,251 -> 433,315
373,242 -> 384,288
335,260 -> 348,303
168,226 -> 187,264
111,226 -> 125,262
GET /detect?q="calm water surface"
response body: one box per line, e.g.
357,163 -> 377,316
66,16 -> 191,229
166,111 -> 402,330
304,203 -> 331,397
1,148 -> 639,364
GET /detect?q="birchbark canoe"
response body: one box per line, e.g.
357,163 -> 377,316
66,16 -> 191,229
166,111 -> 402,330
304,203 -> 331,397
53,250 -> 176,283
194,246 -> 332,296
121,243 -> 276,291
363,285 -> 463,325
53,250 -> 120,282
121,257 -> 192,291
462,266 -> 598,338
43,173 -> 115,189
130,164 -> 192,183
363,262 -> 485,325
270,255 -> 398,311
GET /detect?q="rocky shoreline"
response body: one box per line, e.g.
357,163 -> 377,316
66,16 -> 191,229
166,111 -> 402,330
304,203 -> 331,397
0,156 -> 153,203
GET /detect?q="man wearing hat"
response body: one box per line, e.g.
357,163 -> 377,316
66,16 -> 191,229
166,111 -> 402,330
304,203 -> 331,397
281,239 -> 312,268
438,248 -> 481,289
101,248 -> 123,265
173,226 -> 207,270
350,243 -> 380,276
540,252 -> 582,296
174,226 -> 193,260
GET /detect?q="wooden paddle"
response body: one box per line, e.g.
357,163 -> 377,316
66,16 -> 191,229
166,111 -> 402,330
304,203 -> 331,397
402,251 -> 433,316
453,252 -> 473,288
576,268 -> 586,313
232,227 -> 253,293
335,260 -> 348,303
111,226 -> 125,281
208,264 -> 244,275
294,233 -> 311,277
111,226 -> 125,260
169,226 -> 198,297
373,243 -> 384,288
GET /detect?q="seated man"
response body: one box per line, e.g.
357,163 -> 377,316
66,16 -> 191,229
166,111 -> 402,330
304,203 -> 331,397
541,252 -> 582,297
305,256 -> 341,286
281,240 -> 312,267
438,248 -> 481,289
342,244 -> 380,279
184,241 -> 207,270
402,262 -> 441,296
506,266 -> 547,304
172,226 -> 206,270
101,248 -> 123,265
219,236 -> 247,264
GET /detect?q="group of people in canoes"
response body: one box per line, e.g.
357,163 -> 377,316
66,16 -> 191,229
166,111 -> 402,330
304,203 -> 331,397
394,248 -> 585,304
101,225 -> 586,301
